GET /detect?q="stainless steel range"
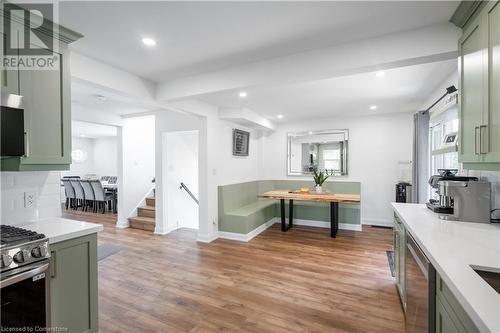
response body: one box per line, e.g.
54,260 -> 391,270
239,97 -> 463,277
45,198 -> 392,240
1,225 -> 51,330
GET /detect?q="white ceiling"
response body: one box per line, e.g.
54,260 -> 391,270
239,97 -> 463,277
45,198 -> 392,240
71,81 -> 155,115
72,120 -> 117,139
60,1 -> 458,83
199,59 -> 458,122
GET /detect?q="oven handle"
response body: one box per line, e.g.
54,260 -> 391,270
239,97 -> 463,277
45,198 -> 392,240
0,262 -> 49,288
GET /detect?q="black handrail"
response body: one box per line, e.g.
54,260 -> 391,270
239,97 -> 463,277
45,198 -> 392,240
180,182 -> 199,204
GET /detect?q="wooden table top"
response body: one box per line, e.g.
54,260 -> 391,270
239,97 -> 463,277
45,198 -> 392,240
259,190 -> 360,203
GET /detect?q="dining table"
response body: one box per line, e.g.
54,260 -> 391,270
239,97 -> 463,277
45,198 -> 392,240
258,190 -> 361,238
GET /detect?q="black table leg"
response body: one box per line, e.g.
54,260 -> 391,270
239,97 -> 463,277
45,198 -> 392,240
289,199 -> 294,229
280,199 -> 286,231
330,201 -> 339,238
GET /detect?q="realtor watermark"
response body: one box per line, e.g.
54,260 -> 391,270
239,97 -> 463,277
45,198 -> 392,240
2,2 -> 59,70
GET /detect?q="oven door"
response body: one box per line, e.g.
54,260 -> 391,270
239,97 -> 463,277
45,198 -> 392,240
0,260 -> 51,330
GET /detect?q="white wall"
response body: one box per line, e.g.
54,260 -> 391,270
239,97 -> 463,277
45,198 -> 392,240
93,137 -> 118,177
117,115 -> 155,227
261,112 -> 413,226
156,100 -> 263,241
165,131 -> 199,230
1,171 -> 61,225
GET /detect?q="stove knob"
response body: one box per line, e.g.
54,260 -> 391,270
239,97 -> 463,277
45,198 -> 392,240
31,246 -> 47,258
13,250 -> 30,264
1,254 -> 12,268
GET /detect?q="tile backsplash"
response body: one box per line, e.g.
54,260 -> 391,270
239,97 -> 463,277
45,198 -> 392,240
467,170 -> 500,218
1,171 -> 62,225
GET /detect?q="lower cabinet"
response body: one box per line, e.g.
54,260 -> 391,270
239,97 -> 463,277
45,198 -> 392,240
49,234 -> 98,333
435,273 -> 479,333
393,215 -> 406,312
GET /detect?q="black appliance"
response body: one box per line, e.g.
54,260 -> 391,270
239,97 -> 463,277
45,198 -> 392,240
396,182 -> 412,203
1,106 -> 25,156
0,225 -> 51,330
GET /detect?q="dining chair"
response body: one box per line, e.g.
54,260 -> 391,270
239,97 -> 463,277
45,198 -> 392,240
90,180 -> 114,213
108,176 -> 117,184
69,179 -> 85,210
80,180 -> 96,212
61,179 -> 76,209
100,176 -> 110,181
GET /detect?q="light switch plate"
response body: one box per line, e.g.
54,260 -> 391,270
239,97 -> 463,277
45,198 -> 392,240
24,191 -> 36,208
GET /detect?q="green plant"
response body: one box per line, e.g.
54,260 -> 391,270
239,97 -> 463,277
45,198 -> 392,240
313,170 -> 329,186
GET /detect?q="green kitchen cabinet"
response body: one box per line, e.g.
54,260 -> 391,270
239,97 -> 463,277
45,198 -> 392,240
458,1 -> 500,169
0,7 -> 82,171
393,215 -> 406,312
435,273 -> 480,333
49,234 -> 98,333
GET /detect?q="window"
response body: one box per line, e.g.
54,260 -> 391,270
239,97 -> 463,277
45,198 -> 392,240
323,148 -> 341,173
71,149 -> 87,163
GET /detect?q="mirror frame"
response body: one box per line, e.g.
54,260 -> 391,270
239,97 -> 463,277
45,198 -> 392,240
287,129 -> 349,176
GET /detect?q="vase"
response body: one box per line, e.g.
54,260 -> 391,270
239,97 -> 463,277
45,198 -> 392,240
315,185 -> 322,193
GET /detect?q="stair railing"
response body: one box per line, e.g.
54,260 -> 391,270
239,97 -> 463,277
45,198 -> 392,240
180,182 -> 199,205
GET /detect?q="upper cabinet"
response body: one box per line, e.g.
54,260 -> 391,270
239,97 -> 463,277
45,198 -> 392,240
0,5 -> 82,171
458,1 -> 500,170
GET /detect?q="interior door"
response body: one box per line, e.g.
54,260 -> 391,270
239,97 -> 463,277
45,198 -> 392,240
459,16 -> 488,163
485,1 -> 500,162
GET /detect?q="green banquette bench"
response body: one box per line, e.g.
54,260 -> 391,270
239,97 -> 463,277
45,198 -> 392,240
218,180 -> 361,235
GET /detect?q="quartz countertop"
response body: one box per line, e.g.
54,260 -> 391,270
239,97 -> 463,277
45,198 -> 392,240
391,203 -> 500,333
19,217 -> 103,244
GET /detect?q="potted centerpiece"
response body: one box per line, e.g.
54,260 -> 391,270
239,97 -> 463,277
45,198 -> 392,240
312,170 -> 329,193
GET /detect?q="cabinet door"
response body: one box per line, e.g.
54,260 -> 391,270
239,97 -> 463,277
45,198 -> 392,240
485,1 -> 500,162
436,299 -> 463,333
459,15 -> 488,163
50,234 -> 98,333
1,32 -> 19,95
19,43 -> 71,165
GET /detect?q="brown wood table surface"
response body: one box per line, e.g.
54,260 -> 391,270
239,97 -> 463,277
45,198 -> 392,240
259,190 -> 361,237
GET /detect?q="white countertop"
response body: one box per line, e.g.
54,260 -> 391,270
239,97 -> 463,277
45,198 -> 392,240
19,217 -> 103,244
391,203 -> 500,333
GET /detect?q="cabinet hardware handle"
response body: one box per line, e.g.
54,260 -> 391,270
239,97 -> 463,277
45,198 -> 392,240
24,131 -> 29,158
479,125 -> 488,154
474,126 -> 480,155
50,251 -> 56,278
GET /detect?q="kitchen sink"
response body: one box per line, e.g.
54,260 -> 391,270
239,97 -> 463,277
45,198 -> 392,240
472,266 -> 500,294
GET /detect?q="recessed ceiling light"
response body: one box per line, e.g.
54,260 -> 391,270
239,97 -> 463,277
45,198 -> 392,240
141,37 -> 157,47
239,91 -> 248,98
376,71 -> 385,77
95,94 -> 106,101
80,134 -> 86,137
277,114 -> 284,119
308,131 -> 313,135
370,105 -> 377,110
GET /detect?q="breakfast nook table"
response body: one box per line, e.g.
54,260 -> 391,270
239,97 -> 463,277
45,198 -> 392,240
258,190 -> 361,237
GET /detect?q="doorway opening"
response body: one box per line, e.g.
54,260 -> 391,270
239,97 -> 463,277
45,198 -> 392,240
164,130 -> 199,231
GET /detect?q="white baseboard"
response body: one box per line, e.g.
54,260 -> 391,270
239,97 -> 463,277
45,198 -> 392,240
362,218 -> 393,227
218,219 -> 275,242
274,218 -> 362,232
197,233 -> 219,243
115,220 -> 129,229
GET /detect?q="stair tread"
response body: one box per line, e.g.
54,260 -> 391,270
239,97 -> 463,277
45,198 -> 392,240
129,216 -> 155,223
139,206 -> 155,211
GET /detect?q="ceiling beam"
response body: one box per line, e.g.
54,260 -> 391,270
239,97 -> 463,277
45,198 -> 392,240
155,23 -> 460,102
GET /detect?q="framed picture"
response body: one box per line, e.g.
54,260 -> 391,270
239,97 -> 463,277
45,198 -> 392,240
232,129 -> 250,156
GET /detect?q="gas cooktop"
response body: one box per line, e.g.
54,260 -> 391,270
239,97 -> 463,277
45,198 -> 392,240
0,225 -> 50,276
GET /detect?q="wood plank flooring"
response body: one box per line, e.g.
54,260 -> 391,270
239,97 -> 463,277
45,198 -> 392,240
62,209 -> 405,333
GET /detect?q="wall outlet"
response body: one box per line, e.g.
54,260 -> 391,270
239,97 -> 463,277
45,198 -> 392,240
24,191 -> 36,208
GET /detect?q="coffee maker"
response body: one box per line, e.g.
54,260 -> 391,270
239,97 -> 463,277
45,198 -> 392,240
426,169 -> 491,223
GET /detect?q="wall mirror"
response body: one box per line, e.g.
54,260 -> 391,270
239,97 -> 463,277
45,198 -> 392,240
287,130 -> 348,176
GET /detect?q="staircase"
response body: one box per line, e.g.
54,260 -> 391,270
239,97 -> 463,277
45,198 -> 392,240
129,197 -> 156,232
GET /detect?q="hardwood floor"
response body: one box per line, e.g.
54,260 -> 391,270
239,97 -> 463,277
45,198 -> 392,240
62,209 -> 405,333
